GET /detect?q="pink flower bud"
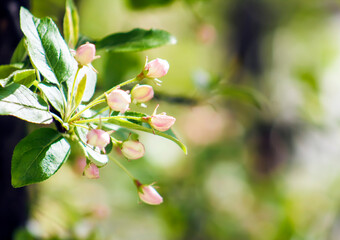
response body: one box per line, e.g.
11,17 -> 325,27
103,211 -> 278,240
150,113 -> 176,131
74,42 -> 99,66
138,185 -> 163,205
144,58 -> 169,79
84,163 -> 100,179
106,89 -> 131,113
86,129 -> 110,152
121,140 -> 145,160
131,85 -> 154,103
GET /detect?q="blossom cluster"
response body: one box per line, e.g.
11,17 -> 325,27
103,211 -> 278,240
73,42 -> 174,205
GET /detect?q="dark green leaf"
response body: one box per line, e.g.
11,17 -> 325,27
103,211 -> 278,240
63,0 -> 79,48
20,7 -> 77,86
10,38 -> 28,64
127,0 -> 175,9
11,128 -> 71,188
95,28 -> 176,52
38,82 -> 65,115
0,83 -> 53,124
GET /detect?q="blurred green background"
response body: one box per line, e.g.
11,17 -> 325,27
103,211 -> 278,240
18,0 -> 340,239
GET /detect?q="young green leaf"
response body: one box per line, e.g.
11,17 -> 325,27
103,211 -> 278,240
10,38 -> 28,64
0,63 -> 24,87
13,69 -> 36,87
20,7 -> 77,86
11,128 -> 71,188
74,74 -> 87,109
63,0 -> 79,48
38,82 -> 65,115
0,83 -> 53,124
95,28 -> 177,52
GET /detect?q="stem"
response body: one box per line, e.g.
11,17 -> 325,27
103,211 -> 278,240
69,99 -> 106,122
69,77 -> 138,122
72,123 -> 90,130
108,155 -> 135,180
65,67 -> 81,121
73,116 -> 143,124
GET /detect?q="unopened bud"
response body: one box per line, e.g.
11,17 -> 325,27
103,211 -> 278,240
121,140 -> 145,160
106,89 -> 131,113
86,129 -> 110,153
149,105 -> 175,132
84,163 -> 100,179
144,58 -> 169,79
138,184 -> 163,205
74,42 -> 99,66
131,85 -> 154,103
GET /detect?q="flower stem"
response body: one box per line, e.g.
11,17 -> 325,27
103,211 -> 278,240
72,116 -> 143,124
68,77 -> 138,122
108,155 -> 135,180
65,67 -> 81,121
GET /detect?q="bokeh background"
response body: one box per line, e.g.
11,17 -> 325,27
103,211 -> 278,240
15,0 -> 340,239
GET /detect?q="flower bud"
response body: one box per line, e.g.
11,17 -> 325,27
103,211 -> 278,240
86,129 -> 111,152
106,89 -> 131,113
131,85 -> 154,103
138,185 -> 163,205
74,42 -> 98,66
84,163 -> 100,179
144,58 -> 169,79
121,140 -> 145,160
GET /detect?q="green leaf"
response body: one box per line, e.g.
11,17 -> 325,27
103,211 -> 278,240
63,0 -> 79,48
20,7 -> 77,86
95,28 -> 176,52
127,0 -> 175,9
106,113 -> 187,154
220,86 -> 267,109
11,128 -> 71,188
74,74 -> 86,108
0,64 -> 24,87
0,83 -> 52,124
13,69 -> 36,87
38,82 -> 65,115
10,38 -> 28,64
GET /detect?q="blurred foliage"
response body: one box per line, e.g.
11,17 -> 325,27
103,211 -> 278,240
19,0 -> 340,239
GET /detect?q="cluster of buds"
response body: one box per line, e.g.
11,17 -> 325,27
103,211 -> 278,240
73,43 -> 177,205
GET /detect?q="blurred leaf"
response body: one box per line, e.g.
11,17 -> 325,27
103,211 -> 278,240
38,82 -> 65,115
95,28 -> 176,52
13,228 -> 34,240
106,112 -> 187,154
63,0 -> 79,48
11,128 -> 71,188
103,52 -> 141,87
220,85 -> 266,109
10,38 -> 28,64
0,83 -> 52,124
126,0 -> 175,9
13,69 -> 36,87
20,7 -> 77,86
74,74 -> 87,109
